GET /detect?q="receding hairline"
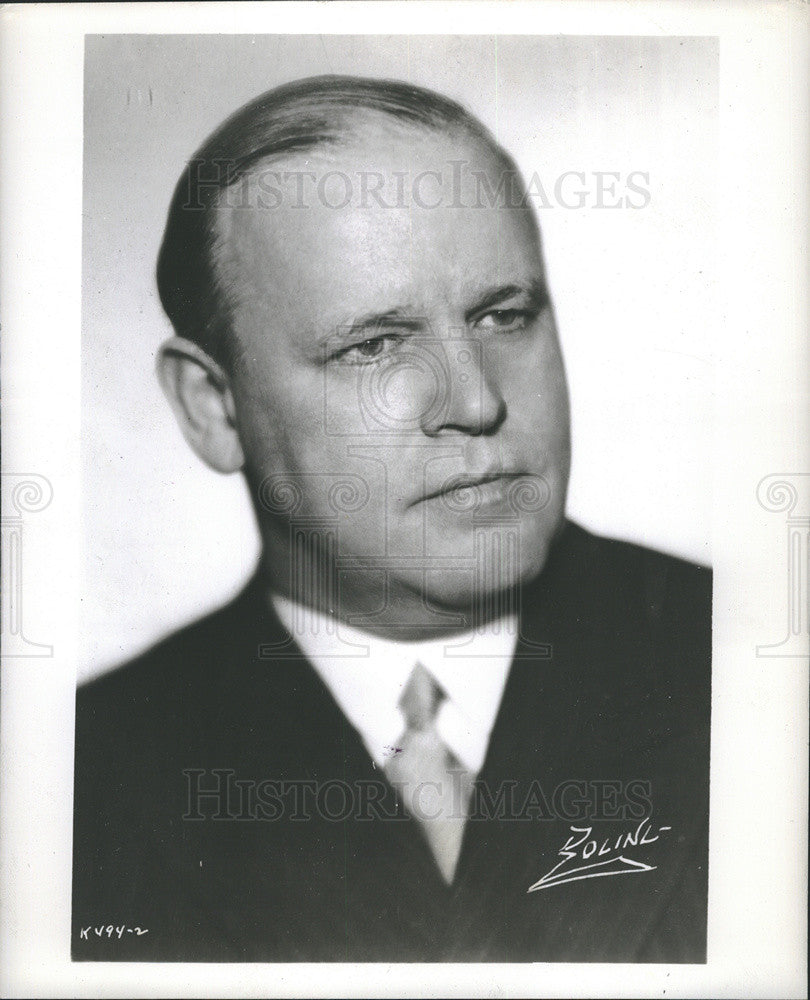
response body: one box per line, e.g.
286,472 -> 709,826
211,104 -> 519,220
190,74 -> 499,179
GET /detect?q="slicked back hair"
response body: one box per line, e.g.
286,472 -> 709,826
156,74 -> 520,368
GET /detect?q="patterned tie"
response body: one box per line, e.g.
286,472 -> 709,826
385,662 -> 474,884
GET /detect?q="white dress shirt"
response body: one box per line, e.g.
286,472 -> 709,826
271,594 -> 518,775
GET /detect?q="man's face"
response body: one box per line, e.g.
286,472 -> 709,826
217,123 -> 570,628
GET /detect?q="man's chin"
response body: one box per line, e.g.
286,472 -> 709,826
422,569 -> 541,615
420,537 -> 557,614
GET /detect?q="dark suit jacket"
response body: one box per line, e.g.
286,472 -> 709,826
72,521 -> 712,962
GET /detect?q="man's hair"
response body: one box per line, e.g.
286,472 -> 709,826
156,74 -> 518,368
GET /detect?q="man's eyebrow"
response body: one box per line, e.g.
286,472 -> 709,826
323,308 -> 425,347
464,280 -> 549,321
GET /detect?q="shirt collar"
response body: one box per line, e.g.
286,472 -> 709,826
271,594 -> 517,773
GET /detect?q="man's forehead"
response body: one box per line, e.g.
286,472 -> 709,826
218,189 -> 540,308
216,143 -> 537,262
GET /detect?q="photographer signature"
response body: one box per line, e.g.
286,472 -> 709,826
527,818 -> 671,892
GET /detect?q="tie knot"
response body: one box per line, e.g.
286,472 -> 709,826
398,662 -> 444,731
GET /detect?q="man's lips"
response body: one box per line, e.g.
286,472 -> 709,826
417,471 -> 529,505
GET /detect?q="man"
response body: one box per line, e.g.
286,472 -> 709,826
73,75 -> 711,962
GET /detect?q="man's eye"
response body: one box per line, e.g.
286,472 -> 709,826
335,334 -> 404,366
475,309 -> 532,332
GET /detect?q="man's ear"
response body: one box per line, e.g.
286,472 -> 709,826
156,337 -> 245,474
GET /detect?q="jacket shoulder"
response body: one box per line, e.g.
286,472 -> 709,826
80,595 -> 240,698
552,522 -> 713,737
557,520 -> 712,626
74,580 -> 277,750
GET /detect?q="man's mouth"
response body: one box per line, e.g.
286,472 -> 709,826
418,471 -> 529,507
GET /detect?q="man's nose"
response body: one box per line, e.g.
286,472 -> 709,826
419,337 -> 506,437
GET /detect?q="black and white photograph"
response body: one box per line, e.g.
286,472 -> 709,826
73,33 -> 716,964
1,3 -> 807,997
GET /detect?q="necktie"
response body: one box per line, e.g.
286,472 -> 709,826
385,662 -> 474,884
